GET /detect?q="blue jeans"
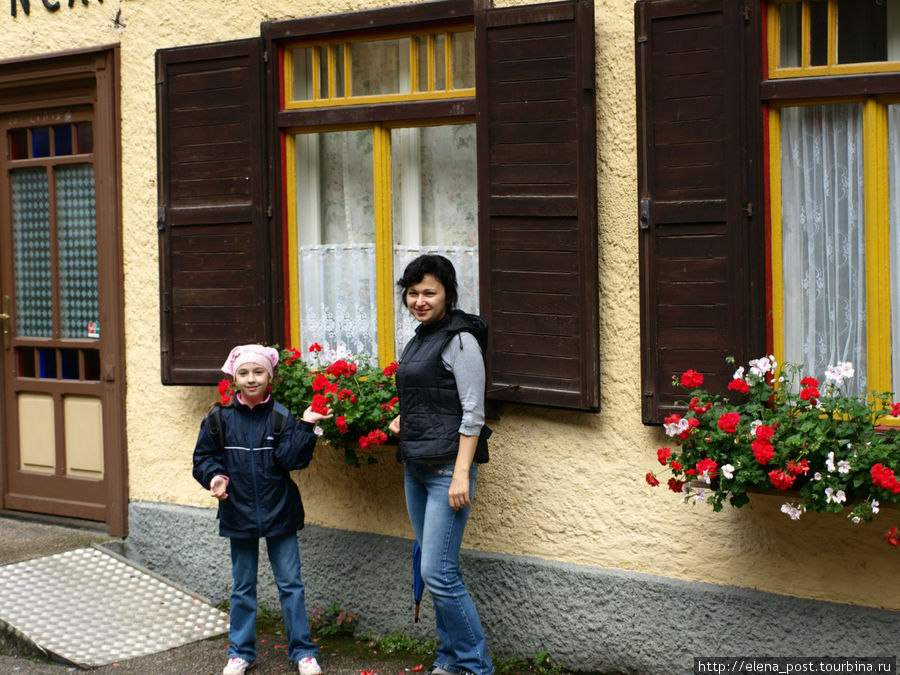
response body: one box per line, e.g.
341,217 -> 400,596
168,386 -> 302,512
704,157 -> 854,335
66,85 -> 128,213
405,461 -> 493,675
228,534 -> 318,664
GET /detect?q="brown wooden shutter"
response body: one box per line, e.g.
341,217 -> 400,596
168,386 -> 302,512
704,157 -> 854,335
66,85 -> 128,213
477,0 -> 598,411
156,39 -> 273,385
636,0 -> 765,424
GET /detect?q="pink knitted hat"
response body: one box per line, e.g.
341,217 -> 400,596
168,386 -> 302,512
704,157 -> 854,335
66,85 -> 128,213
221,344 -> 280,377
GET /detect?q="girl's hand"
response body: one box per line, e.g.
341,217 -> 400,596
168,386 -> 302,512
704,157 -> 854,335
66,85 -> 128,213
210,475 -> 229,501
448,472 -> 471,511
301,405 -> 333,424
388,415 -> 401,436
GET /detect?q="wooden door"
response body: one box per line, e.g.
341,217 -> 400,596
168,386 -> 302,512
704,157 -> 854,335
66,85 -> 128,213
0,48 -> 126,535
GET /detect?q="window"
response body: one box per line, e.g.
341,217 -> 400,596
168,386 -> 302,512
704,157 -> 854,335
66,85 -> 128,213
766,0 -> 900,417
158,0 -> 599,410
284,26 -> 478,362
769,0 -> 900,75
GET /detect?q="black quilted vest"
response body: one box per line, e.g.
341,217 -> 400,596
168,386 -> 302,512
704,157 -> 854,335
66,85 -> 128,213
396,310 -> 487,463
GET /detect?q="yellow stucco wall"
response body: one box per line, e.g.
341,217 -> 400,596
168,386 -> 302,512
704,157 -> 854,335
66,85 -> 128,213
2,0 -> 898,613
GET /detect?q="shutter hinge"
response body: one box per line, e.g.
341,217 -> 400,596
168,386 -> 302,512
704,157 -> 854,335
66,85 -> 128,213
637,34 -> 647,44
743,2 -> 751,21
743,202 -> 753,218
157,206 -> 166,231
266,205 -> 272,218
263,51 -> 269,63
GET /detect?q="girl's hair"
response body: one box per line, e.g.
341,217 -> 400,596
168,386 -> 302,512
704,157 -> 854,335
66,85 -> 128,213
397,254 -> 459,309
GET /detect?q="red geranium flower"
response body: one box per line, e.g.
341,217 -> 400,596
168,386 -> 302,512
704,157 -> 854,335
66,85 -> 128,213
680,369 -> 704,388
768,468 -> 796,490
751,439 -> 774,465
695,458 -> 718,480
308,343 -> 323,353
669,461 -> 682,472
657,447 -> 672,466
891,402 -> 900,417
728,378 -> 750,394
310,394 -> 330,415
326,359 -> 357,378
667,477 -> 685,493
887,526 -> 900,547
785,458 -> 810,476
717,412 -> 741,433
688,397 -> 712,414
645,472 -> 660,487
383,362 -> 399,377
311,374 -> 331,392
335,415 -> 349,434
755,424 -> 775,441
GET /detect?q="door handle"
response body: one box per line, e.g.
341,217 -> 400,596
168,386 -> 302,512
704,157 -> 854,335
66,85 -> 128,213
1,296 -> 9,350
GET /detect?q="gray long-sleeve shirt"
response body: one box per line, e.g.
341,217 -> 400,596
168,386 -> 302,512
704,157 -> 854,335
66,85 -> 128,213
441,331 -> 485,437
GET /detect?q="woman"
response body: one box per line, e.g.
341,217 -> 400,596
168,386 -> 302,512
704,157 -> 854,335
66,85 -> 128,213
389,254 -> 493,675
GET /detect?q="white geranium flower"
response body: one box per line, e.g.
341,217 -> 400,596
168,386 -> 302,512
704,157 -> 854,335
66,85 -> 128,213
733,366 -> 745,380
852,516 -> 861,524
749,356 -> 774,377
749,420 -> 762,436
722,464 -> 735,479
664,417 -> 690,438
313,425 -> 324,436
826,451 -> 836,473
814,472 -> 823,481
872,500 -> 880,514
838,460 -> 851,475
780,503 -> 805,520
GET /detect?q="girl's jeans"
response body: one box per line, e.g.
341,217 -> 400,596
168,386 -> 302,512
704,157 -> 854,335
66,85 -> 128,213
405,461 -> 494,675
228,534 -> 318,664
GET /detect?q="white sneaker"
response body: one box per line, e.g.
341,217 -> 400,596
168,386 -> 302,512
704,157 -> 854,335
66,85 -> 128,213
223,657 -> 254,675
298,656 -> 323,675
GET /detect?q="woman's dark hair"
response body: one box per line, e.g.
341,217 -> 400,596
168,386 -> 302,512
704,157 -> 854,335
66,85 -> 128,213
397,254 -> 459,310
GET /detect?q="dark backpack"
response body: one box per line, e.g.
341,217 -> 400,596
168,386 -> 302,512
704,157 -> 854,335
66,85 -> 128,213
207,403 -> 290,450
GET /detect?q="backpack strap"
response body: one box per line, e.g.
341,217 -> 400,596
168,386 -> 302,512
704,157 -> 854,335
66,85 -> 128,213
271,401 -> 290,442
208,406 -> 225,451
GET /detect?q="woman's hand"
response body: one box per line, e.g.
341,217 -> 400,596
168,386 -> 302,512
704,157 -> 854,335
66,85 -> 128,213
448,472 -> 471,511
388,415 -> 401,436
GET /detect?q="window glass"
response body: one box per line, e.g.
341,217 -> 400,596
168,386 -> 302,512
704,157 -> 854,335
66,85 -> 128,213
32,127 -> 50,158
451,31 -> 475,89
291,47 -> 315,101
75,122 -> 92,154
319,46 -> 329,99
778,2 -> 801,68
54,124 -> 73,156
780,103 -> 866,393
417,35 -> 429,91
433,34 -> 446,90
294,129 -> 377,358
11,167 -> 52,338
809,0 -> 828,66
391,124 -> 478,351
837,0 -> 891,64
334,46 -> 346,97
350,38 -> 411,96
56,164 -> 99,339
9,128 -> 28,160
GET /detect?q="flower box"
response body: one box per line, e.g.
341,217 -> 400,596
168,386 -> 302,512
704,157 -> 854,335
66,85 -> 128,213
647,357 -> 900,547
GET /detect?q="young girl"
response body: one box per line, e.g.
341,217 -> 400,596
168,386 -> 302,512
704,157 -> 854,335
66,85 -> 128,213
193,344 -> 330,675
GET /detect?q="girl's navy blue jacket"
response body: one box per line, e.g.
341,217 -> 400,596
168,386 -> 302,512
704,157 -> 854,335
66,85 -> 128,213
192,396 -> 318,538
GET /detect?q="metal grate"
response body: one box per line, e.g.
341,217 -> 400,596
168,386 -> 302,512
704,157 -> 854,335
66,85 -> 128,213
0,546 -> 228,668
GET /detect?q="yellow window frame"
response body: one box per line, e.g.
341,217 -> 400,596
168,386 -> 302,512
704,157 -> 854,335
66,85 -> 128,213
285,118 -> 476,366
767,0 -> 900,79
768,98 -> 897,422
283,24 -> 475,109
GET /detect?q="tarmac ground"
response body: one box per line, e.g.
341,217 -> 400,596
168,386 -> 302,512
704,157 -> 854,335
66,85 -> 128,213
0,512 -> 440,675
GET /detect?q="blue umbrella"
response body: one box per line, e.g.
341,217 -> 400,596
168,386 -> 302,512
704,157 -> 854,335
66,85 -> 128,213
412,539 -> 424,622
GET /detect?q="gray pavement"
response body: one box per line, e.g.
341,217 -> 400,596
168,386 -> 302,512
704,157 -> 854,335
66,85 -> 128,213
0,512 -> 433,674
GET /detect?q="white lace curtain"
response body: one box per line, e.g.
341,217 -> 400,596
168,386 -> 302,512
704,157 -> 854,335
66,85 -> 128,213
294,123 -> 478,361
780,103 -> 867,394
889,105 -> 900,394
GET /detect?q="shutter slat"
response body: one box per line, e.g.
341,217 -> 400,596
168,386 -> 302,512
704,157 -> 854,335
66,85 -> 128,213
636,0 -> 764,423
157,38 -> 271,385
478,0 -> 598,411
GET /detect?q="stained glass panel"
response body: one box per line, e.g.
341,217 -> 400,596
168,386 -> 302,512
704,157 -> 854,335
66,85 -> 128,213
12,168 -> 52,338
57,164 -> 99,339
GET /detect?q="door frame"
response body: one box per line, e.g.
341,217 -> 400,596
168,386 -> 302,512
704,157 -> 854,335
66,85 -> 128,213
0,45 -> 126,536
